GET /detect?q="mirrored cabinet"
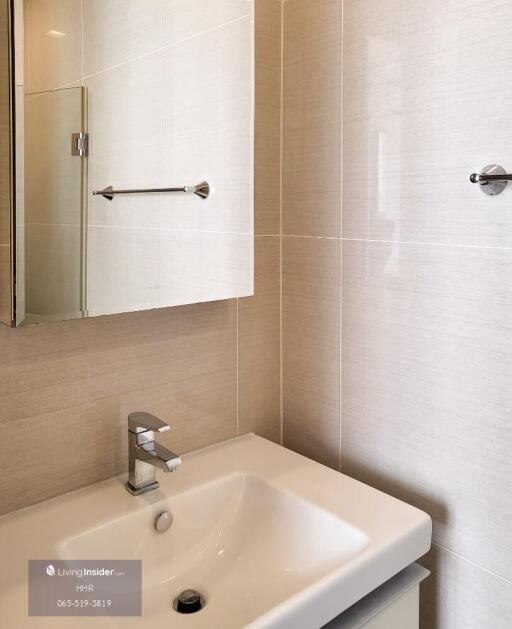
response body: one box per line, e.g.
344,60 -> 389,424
0,0 -> 254,327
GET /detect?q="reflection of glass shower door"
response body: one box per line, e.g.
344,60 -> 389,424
23,86 -> 86,323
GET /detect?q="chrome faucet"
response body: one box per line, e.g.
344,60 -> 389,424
126,412 -> 182,496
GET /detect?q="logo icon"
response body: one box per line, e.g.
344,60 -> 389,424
46,564 -> 56,577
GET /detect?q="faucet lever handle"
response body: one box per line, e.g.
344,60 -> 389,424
128,412 -> 170,434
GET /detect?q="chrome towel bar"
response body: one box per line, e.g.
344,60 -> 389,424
470,164 -> 511,196
92,181 -> 210,201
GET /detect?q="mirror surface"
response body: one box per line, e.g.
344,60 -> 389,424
4,0 -> 254,326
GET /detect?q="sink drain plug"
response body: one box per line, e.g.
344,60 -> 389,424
173,589 -> 206,614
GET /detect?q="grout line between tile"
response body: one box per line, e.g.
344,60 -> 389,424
342,237 -> 512,252
433,542 -> 512,587
85,226 -> 253,235
281,235 -> 512,252
77,14 -> 252,85
284,234 -> 342,240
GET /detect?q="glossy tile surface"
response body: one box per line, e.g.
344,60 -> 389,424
283,236 -> 341,469
82,0 -> 161,77
86,52 -> 162,229
343,0 -> 512,247
341,239 -> 512,580
255,0 -> 281,235
420,544 -> 512,629
339,5 -> 512,627
161,230 -> 253,307
87,226 -> 161,316
2,0 -> 280,516
283,0 -> 342,237
162,0 -> 252,47
161,17 -> 253,235
239,236 -> 281,441
0,301 -> 237,514
24,0 -> 82,91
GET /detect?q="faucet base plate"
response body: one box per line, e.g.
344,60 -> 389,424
126,480 -> 160,496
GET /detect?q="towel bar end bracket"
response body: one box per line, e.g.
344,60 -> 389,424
470,164 -> 509,196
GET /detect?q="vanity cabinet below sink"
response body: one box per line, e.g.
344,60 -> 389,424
324,563 -> 429,629
0,434 -> 431,628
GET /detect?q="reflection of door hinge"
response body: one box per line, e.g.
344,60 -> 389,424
71,132 -> 89,157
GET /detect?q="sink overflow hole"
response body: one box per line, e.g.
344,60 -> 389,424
173,589 -> 206,614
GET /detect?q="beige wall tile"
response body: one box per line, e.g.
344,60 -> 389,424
283,236 -> 340,468
24,0 -> 82,92
283,0 -> 342,237
0,301 -> 237,514
163,0 -> 252,47
0,0 -> 279,518
341,239 -> 512,581
82,0 -> 161,77
255,0 -> 281,235
238,236 -> 281,441
420,544 -> 512,629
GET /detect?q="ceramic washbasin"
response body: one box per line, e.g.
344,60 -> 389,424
0,434 -> 431,628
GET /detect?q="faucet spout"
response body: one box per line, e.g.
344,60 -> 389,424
138,441 -> 182,473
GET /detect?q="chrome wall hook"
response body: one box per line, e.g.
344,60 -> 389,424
470,164 -> 512,196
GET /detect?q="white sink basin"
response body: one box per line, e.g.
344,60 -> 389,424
0,435 -> 431,628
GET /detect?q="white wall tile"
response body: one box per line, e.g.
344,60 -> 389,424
24,0 -> 82,92
343,0 -> 512,247
342,239 -> 512,581
82,0 -> 161,77
420,544 -> 512,629
85,52 -> 162,229
162,0 -> 252,47
162,230 -> 252,307
87,226 -> 161,316
162,17 -> 253,235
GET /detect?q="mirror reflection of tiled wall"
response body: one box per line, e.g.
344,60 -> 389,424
20,0 -> 254,320
0,0 -> 11,325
